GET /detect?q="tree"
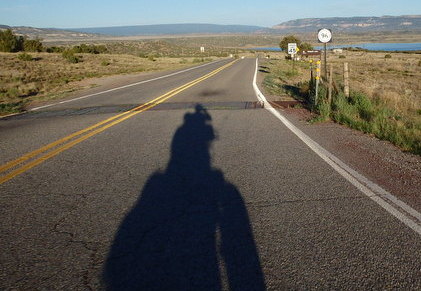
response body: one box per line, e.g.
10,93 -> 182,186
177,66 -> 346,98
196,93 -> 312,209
300,42 -> 314,51
279,35 -> 302,52
0,29 -> 23,52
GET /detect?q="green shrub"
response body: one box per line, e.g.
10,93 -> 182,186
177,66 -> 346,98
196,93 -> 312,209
316,101 -> 331,121
285,69 -> 298,77
385,54 -> 392,59
62,50 -> 80,63
0,101 -> 25,115
279,35 -> 301,52
101,60 -> 110,66
71,44 -> 107,54
46,46 -> 64,53
300,42 -> 314,51
148,55 -> 155,61
24,38 -> 43,52
331,91 -> 421,154
17,52 -> 33,61
350,91 -> 374,122
339,55 -> 346,59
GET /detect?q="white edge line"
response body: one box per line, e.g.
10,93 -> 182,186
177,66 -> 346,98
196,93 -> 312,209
29,59 -> 228,111
253,58 -> 421,236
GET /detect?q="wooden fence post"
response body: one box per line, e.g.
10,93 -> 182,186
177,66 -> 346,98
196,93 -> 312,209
315,61 -> 321,106
328,64 -> 333,105
344,62 -> 350,98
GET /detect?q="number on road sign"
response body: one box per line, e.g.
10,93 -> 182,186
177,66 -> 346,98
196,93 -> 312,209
288,43 -> 297,55
318,29 -> 332,43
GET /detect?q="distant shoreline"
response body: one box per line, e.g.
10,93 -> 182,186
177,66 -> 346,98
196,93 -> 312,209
250,42 -> 421,52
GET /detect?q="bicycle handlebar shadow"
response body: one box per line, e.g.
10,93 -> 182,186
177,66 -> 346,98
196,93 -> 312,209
103,104 -> 266,290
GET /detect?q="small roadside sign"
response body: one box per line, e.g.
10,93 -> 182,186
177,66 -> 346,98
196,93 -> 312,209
200,46 -> 205,53
318,29 -> 332,43
288,43 -> 297,55
317,28 -> 332,79
302,50 -> 321,56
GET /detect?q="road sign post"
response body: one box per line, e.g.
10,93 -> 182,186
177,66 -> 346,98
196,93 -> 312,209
288,43 -> 297,57
288,43 -> 297,71
318,29 -> 332,80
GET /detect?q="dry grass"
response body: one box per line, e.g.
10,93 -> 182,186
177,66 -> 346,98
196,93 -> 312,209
328,51 -> 421,115
0,52 -> 214,114
261,51 -> 421,114
260,51 -> 421,154
259,53 -> 312,99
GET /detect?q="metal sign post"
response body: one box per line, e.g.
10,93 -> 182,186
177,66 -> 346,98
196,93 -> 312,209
324,43 -> 327,79
318,29 -> 332,80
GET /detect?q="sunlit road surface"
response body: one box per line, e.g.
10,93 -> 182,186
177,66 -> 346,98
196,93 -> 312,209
1,58 -> 420,290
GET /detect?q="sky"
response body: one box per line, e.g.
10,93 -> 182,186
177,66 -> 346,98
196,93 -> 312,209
0,0 -> 420,28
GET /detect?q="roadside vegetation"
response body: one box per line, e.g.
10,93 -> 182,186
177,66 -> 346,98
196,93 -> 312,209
0,30 -> 236,115
0,29 -> 44,53
261,48 -> 421,155
0,52 -> 220,115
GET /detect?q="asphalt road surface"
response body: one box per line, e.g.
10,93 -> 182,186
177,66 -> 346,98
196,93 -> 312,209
1,58 -> 420,290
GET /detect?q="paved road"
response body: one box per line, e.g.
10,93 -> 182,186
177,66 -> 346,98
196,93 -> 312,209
1,58 -> 420,290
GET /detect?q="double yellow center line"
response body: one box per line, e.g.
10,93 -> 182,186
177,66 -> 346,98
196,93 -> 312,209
0,60 -> 236,185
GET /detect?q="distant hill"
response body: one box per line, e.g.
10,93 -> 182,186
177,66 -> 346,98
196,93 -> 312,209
273,15 -> 421,33
68,23 -> 270,36
2,15 -> 421,42
0,25 -> 102,41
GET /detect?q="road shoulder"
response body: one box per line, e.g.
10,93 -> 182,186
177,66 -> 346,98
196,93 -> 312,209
257,61 -> 421,213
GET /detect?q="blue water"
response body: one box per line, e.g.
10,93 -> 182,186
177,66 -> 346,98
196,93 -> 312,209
252,43 -> 421,52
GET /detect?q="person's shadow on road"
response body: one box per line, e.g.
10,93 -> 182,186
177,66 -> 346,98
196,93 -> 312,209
103,105 -> 266,290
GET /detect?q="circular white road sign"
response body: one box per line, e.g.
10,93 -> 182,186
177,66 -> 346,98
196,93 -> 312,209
318,29 -> 332,43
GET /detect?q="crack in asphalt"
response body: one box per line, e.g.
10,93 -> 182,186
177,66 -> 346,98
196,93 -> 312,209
51,216 -> 105,290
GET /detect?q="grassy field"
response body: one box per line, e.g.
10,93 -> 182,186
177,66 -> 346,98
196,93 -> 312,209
260,50 -> 421,154
44,39 -> 245,58
0,52 -> 218,115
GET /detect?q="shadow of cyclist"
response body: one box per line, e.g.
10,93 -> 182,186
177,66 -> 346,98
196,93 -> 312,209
103,104 -> 266,291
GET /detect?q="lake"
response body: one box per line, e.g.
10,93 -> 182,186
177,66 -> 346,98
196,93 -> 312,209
252,43 -> 421,52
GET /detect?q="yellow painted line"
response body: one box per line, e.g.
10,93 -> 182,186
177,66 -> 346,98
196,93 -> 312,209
0,60 -> 236,184
0,60 -> 234,174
